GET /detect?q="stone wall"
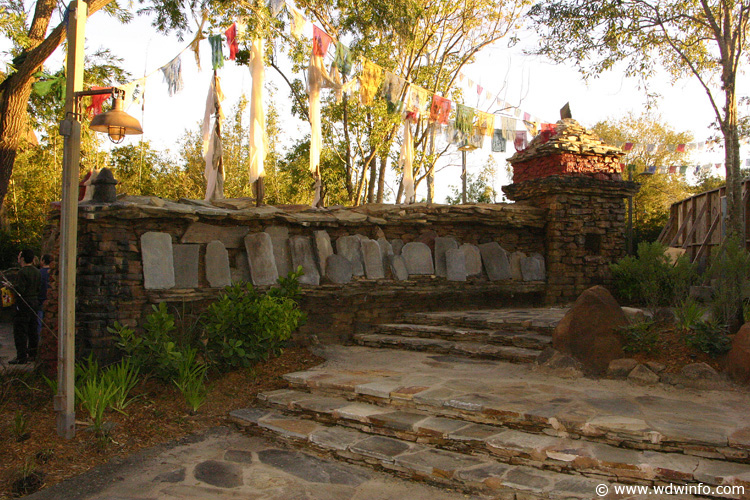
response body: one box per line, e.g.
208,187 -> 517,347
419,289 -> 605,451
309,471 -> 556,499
40,199 -> 549,364
512,153 -> 623,184
504,176 -> 638,304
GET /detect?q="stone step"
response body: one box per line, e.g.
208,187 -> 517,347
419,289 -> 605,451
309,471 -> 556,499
353,333 -> 541,363
372,323 -> 552,349
400,308 -> 566,334
282,366 -> 750,464
230,407 -> 676,500
255,388 -> 750,494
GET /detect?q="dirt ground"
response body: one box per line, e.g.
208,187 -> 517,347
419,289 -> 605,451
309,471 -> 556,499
0,346 -> 323,499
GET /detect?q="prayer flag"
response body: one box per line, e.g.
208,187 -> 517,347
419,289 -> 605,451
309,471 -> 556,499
676,144 -> 686,152
312,26 -> 332,56
514,130 -> 527,151
270,0 -> 284,16
334,42 -> 353,76
474,111 -> 495,137
290,8 -> 305,38
491,129 -> 506,153
225,23 -> 238,60
455,104 -> 474,136
623,142 -> 634,151
668,165 -> 677,174
679,165 -> 688,175
209,35 -> 224,70
85,86 -> 110,118
476,85 -> 483,96
359,59 -> 383,105
161,55 -> 184,95
430,95 -> 451,124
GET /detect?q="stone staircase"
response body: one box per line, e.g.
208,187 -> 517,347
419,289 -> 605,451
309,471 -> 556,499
230,309 -> 750,500
352,309 -> 565,363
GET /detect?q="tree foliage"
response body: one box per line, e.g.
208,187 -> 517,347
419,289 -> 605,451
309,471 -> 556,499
529,0 -> 750,239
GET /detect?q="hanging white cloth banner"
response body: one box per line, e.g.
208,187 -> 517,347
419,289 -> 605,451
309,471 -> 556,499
248,38 -> 266,185
400,115 -> 415,204
202,72 -> 226,201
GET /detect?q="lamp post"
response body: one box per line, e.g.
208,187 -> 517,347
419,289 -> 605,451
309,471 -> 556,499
56,0 -> 142,438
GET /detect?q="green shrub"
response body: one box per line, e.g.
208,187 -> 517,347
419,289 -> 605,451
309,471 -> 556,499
706,236 -> 750,333
74,376 -> 119,437
102,359 -> 140,414
110,303 -> 185,381
202,271 -> 306,370
618,320 -> 660,353
610,241 -> 697,308
685,319 -> 731,357
675,298 -> 706,331
173,347 -> 208,414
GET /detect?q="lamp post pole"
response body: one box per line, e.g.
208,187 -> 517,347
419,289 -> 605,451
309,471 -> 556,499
56,0 -> 87,439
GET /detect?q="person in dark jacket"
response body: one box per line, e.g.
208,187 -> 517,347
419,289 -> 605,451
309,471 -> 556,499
37,254 -> 51,339
8,249 -> 41,364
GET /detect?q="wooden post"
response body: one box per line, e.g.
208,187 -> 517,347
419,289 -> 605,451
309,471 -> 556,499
56,0 -> 86,439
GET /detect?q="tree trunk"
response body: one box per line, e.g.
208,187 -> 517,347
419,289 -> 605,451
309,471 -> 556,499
722,84 -> 743,240
376,153 -> 387,203
367,154 -> 377,203
0,0 -> 112,211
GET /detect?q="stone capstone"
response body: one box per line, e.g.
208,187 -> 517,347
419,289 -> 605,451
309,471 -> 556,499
205,240 -> 232,288
172,244 -> 199,288
289,236 -> 320,285
244,232 -> 279,286
141,232 -> 175,290
401,242 -> 434,275
552,285 -> 626,375
478,242 -> 511,281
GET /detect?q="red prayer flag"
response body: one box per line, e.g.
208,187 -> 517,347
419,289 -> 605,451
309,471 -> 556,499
676,144 -> 686,152
668,165 -> 677,174
429,95 -> 451,124
312,26 -> 333,56
476,85 -> 483,96
623,142 -> 634,151
225,23 -> 238,60
523,112 -> 530,122
541,123 -> 556,133
514,130 -> 527,152
86,86 -> 110,118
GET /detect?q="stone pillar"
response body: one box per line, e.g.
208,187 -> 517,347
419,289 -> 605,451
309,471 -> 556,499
503,119 -> 639,304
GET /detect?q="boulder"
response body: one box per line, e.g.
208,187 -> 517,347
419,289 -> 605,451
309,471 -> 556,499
552,285 -> 626,375
628,364 -> 659,386
621,307 -> 652,325
727,323 -> 750,384
607,358 -> 638,378
533,348 -> 583,379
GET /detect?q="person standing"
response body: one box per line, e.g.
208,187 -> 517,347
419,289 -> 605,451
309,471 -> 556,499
8,250 -> 41,364
37,254 -> 51,340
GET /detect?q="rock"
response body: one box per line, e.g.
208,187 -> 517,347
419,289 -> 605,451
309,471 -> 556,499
434,237 -> 459,277
460,244 -> 483,277
509,251 -> 526,280
552,285 -> 626,375
478,242 -> 512,281
622,307 -> 652,324
521,253 -> 546,281
244,232 -> 279,286
389,255 -> 409,281
628,364 -> 659,386
205,240 -> 231,288
391,239 -> 404,256
265,226 -> 292,278
727,323 -> 750,384
336,235 -> 364,276
607,358 -> 638,378
533,348 -> 584,379
401,242 -> 434,275
445,248 -> 467,282
361,239 -> 385,279
313,230 -> 334,276
141,232 -> 175,290
645,361 -> 666,373
289,236 -> 320,286
653,308 -> 676,324
172,244 -> 199,288
325,254 -> 353,284
680,362 -> 720,381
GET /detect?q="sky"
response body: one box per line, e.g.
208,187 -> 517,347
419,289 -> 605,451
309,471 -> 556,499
12,6 -> 750,204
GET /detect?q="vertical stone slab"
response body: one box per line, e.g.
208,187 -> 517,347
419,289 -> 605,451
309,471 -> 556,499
313,230 -> 334,276
510,251 -> 527,281
244,233 -> 279,286
265,226 -> 291,278
141,232 -> 175,290
377,237 -> 394,265
289,236 -> 320,285
206,240 -> 231,288
173,244 -> 199,288
362,239 -> 385,279
460,243 -> 483,277
434,237 -> 459,278
325,254 -> 352,284
401,242 -> 434,275
446,248 -> 467,282
478,242 -> 511,281
389,255 -> 409,281
521,253 -> 547,281
391,239 -> 404,256
232,252 -> 251,283
336,235 -> 364,276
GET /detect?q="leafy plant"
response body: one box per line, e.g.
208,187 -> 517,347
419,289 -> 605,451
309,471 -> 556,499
11,457 -> 44,497
618,320 -> 660,354
12,411 -> 30,442
75,354 -> 100,388
173,346 -> 208,414
74,376 -> 119,437
110,303 -> 184,381
202,272 -> 306,370
102,359 -> 140,414
675,298 -> 706,331
610,241 -> 698,309
706,237 -> 750,333
685,319 -> 731,357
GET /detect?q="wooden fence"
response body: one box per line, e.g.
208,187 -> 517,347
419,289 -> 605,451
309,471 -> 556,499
657,180 -> 750,263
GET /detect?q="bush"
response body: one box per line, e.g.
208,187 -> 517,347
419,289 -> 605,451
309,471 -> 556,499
618,320 -> 660,353
706,236 -> 750,333
610,241 -> 698,308
675,298 -> 706,331
202,270 -> 306,370
685,319 -> 731,357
